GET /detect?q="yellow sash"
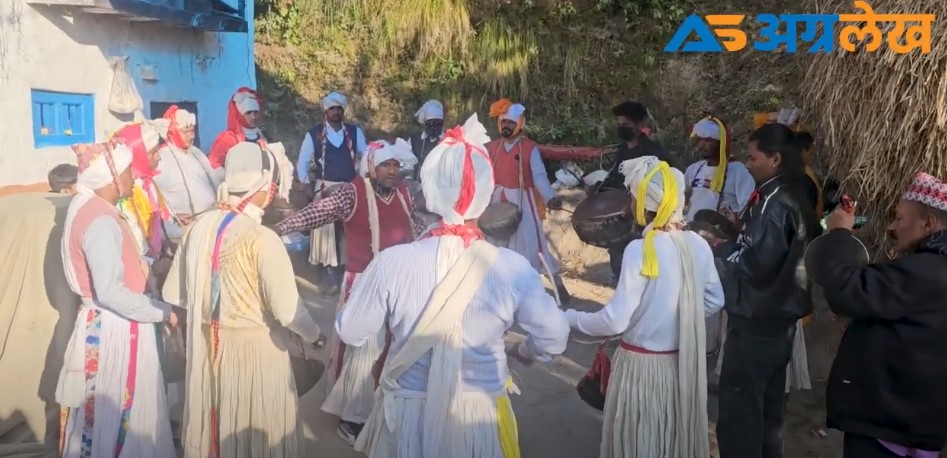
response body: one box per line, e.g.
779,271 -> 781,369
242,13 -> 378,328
497,377 -> 521,458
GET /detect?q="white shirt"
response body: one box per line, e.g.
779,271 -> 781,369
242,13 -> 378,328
154,145 -> 221,240
500,138 -> 555,203
564,231 -> 725,352
684,160 -> 755,221
336,237 -> 569,394
296,123 -> 368,183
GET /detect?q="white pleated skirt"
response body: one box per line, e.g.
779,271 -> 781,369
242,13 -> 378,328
359,390 -> 512,458
59,309 -> 175,458
600,348 -> 679,458
309,181 -> 347,267
491,187 -> 560,275
322,271 -> 385,423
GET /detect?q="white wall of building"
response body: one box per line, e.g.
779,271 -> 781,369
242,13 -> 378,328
0,0 -> 255,187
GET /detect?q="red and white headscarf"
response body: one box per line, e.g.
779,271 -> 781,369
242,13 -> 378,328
162,105 -> 197,150
111,119 -> 170,187
903,172 -> 947,212
360,138 -> 417,177
420,113 -> 494,225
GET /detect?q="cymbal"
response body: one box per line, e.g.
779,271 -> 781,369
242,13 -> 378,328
804,230 -> 869,287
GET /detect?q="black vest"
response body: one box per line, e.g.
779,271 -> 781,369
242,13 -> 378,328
306,123 -> 360,184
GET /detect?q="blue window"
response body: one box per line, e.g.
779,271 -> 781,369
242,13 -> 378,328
31,90 -> 95,148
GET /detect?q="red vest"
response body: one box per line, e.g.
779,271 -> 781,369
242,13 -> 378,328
344,178 -> 414,273
68,196 -> 147,298
486,137 -> 539,190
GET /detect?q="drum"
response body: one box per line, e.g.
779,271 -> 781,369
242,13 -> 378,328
478,202 -> 523,241
572,189 -> 640,248
804,230 -> 869,287
690,209 -> 740,244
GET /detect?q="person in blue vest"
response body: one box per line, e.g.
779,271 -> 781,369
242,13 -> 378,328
295,91 -> 369,296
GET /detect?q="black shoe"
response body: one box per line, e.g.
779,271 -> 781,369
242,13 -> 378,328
336,421 -> 364,447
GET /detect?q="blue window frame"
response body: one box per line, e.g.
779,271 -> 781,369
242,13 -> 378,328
31,90 -> 95,148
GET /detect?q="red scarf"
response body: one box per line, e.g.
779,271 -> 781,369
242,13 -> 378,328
162,105 -> 190,150
420,222 -> 485,247
113,124 -> 159,190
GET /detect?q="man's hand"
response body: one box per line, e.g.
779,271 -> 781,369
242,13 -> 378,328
166,308 -> 183,328
546,196 -> 563,211
175,213 -> 194,227
505,341 -> 534,366
826,206 -> 855,231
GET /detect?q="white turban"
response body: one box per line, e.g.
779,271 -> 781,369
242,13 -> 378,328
323,91 -> 347,111
217,142 -> 278,207
140,119 -> 169,150
173,109 -> 196,129
620,155 -> 685,223
415,99 -> 444,124
360,138 -> 418,177
75,143 -> 134,191
691,118 -> 721,140
420,113 -> 494,224
500,103 -> 526,123
233,91 -> 260,114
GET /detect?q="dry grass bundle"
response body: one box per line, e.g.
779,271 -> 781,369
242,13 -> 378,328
803,0 -> 947,247
469,18 -> 539,100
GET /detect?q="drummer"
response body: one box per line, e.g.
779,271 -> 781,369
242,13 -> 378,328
486,98 -> 571,304
684,116 -> 755,222
295,91 -> 369,297
271,139 -> 422,446
593,101 -> 674,284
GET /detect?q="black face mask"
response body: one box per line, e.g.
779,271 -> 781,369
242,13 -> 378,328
617,126 -> 638,141
425,122 -> 443,138
501,127 -> 515,138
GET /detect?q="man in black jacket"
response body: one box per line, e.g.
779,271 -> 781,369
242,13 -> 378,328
715,124 -> 820,458
594,101 -> 674,283
820,172 -> 947,458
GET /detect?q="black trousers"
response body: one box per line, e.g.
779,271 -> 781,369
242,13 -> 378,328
716,321 -> 796,458
843,434 -> 900,458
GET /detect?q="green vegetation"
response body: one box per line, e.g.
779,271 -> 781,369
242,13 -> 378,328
254,0 -> 802,165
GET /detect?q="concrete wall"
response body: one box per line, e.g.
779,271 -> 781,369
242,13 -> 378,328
0,0 -> 255,188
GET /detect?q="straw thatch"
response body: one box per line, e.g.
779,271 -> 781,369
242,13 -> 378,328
803,0 -> 947,248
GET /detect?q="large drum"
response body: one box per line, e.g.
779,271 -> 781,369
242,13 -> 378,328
572,189 -> 640,248
479,202 -> 523,241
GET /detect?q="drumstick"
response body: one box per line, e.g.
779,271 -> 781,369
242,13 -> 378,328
538,252 -> 562,307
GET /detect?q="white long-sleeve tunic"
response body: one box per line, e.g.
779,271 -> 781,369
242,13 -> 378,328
565,231 -> 725,351
336,237 -> 569,394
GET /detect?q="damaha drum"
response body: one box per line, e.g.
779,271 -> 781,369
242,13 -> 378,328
478,202 -> 523,242
572,189 -> 640,248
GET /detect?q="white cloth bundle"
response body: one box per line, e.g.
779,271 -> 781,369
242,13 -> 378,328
420,113 -> 494,224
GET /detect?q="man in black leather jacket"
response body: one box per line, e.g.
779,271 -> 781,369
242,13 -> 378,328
715,124 -> 820,458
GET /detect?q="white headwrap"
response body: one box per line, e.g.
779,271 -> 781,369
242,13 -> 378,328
360,138 -> 418,177
233,91 -> 260,114
620,155 -> 685,225
75,143 -> 134,191
691,118 -> 721,140
500,103 -> 526,123
217,142 -> 278,208
415,99 -> 444,124
323,91 -> 347,111
173,109 -> 197,129
420,113 -> 494,224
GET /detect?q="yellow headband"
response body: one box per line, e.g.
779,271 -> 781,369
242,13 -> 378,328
634,161 -> 680,278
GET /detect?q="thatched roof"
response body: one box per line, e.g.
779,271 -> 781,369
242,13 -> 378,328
803,0 -> 947,248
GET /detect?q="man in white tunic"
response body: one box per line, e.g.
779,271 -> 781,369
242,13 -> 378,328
163,142 -> 323,457
485,98 -> 570,304
58,140 -> 178,458
154,105 -> 222,241
683,116 -> 754,356
336,114 -> 570,458
565,156 -> 725,458
295,91 -> 369,296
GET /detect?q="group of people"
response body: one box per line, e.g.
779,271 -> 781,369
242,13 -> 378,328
40,83 -> 947,458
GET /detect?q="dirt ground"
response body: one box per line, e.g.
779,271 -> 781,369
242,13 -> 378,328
293,187 -> 848,457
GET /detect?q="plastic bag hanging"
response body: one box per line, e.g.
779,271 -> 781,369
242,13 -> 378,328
107,56 -> 144,114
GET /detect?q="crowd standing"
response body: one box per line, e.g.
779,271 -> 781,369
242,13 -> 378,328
22,86 -> 947,458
